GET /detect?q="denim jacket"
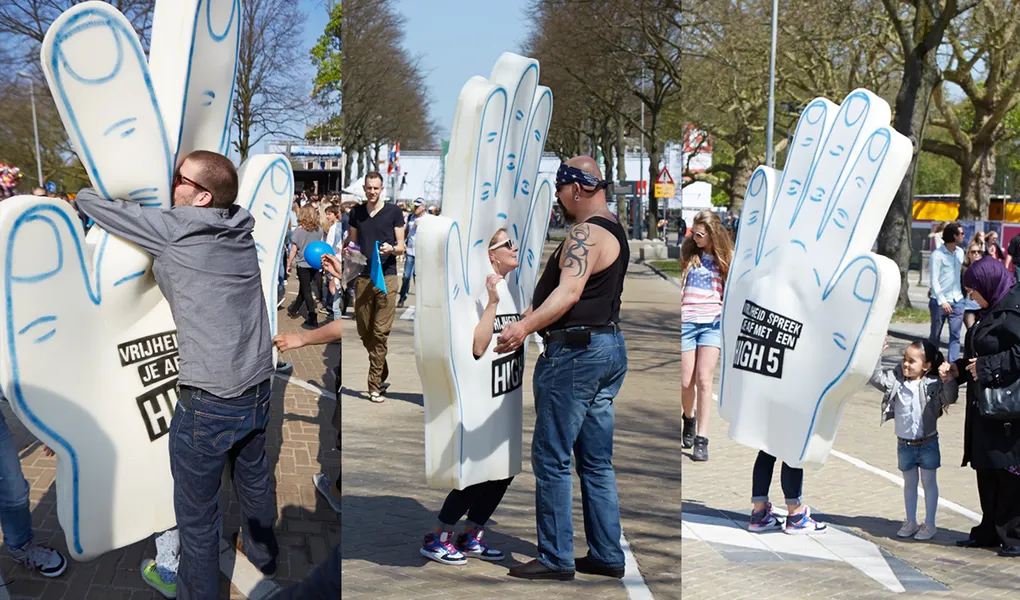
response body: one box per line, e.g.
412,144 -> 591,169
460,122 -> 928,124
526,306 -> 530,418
868,363 -> 959,438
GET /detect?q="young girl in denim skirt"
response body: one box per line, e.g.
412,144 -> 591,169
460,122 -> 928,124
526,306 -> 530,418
680,211 -> 733,462
868,339 -> 958,540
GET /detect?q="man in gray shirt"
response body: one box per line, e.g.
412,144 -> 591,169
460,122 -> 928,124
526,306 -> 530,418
76,150 -> 277,599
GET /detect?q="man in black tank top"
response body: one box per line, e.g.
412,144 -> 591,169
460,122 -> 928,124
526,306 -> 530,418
500,157 -> 630,581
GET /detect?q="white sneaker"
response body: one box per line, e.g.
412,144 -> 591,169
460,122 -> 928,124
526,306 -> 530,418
10,542 -> 67,578
896,521 -> 920,538
914,523 -> 937,540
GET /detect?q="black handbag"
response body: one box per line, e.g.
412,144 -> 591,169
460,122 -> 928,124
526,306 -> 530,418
980,380 -> 1020,420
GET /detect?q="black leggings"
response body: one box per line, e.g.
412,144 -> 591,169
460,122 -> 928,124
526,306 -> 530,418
438,477 -> 514,527
751,450 -> 804,505
289,266 -> 318,320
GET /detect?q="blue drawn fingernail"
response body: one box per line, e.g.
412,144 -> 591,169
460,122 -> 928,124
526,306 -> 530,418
843,92 -> 868,126
805,101 -> 825,124
868,129 -> 891,161
749,170 -> 765,195
206,0 -> 239,42
9,212 -> 63,283
270,159 -> 289,194
57,14 -> 124,84
853,265 -> 878,301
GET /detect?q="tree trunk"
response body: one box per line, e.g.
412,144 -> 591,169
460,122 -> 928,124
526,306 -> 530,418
958,142 -> 996,221
615,117 -> 628,235
343,145 -> 354,189
728,146 -> 756,214
878,43 -> 941,309
647,142 -> 660,240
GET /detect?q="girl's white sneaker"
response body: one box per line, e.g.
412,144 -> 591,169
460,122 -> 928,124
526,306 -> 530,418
914,524 -> 937,541
896,521 -> 920,538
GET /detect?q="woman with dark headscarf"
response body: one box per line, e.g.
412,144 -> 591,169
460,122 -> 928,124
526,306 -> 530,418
951,256 -> 1020,556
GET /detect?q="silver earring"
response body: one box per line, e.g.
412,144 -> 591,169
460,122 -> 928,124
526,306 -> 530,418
574,195 -> 580,202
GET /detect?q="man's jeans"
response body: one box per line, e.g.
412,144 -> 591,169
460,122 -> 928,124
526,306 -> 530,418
929,297 -> 965,362
531,330 -> 628,571
0,409 -> 33,552
170,380 -> 278,600
398,254 -> 416,303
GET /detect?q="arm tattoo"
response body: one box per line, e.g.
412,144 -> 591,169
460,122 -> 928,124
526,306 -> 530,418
563,224 -> 593,278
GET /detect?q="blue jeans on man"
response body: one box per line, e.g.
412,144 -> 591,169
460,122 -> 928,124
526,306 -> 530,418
929,297 -> 965,362
531,330 -> 628,572
170,380 -> 278,599
398,254 -> 416,304
0,409 -> 34,553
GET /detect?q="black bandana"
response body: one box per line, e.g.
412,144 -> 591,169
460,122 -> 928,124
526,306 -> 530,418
556,163 -> 610,191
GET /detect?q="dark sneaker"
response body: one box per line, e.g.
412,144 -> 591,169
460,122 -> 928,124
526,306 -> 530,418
575,555 -> 624,578
682,414 -> 696,448
420,531 -> 467,565
10,543 -> 67,578
455,528 -> 504,561
398,299 -> 406,308
748,503 -> 784,533
692,436 -> 708,461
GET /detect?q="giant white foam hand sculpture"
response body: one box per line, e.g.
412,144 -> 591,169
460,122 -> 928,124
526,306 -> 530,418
415,53 -> 553,490
718,89 -> 911,469
0,0 -> 292,560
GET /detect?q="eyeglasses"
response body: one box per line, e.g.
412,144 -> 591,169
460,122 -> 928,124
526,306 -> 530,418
489,238 -> 517,251
173,171 -> 212,198
969,250 -> 982,255
693,231 -> 707,239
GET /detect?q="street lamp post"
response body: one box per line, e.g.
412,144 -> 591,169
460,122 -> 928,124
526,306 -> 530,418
17,72 -> 44,188
765,0 -> 779,169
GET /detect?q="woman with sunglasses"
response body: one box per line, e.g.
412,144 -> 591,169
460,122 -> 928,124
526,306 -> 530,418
419,228 -> 522,566
681,210 -> 734,462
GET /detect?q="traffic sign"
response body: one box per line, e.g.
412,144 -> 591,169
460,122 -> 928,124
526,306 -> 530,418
45,181 -> 56,193
654,167 -> 675,199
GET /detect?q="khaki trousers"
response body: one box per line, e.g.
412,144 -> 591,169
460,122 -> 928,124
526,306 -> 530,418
354,275 -> 399,394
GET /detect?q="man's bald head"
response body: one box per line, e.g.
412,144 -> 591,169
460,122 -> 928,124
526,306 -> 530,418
567,155 -> 603,180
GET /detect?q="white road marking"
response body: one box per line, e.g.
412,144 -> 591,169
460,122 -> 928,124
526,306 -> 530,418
219,538 -> 280,599
829,450 -> 982,522
278,374 -> 337,401
620,530 -> 654,599
399,306 -> 415,320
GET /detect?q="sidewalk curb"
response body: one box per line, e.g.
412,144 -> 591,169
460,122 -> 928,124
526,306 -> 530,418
640,259 -> 683,292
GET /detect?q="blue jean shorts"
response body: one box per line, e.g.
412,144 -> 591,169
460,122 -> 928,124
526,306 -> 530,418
897,435 -> 941,471
681,320 -> 721,352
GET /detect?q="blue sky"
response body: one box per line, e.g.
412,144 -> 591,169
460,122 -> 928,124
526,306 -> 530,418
393,0 -> 533,140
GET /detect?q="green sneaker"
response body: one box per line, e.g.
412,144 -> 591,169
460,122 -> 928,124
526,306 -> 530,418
140,559 -> 177,599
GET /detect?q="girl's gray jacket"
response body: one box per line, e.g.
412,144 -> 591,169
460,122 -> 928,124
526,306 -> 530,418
868,363 -> 959,439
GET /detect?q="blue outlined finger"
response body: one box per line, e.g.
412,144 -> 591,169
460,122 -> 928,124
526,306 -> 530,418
761,98 -> 836,258
151,0 -> 241,161
814,128 -> 910,291
509,177 -> 553,311
787,90 -> 888,243
733,167 -> 773,279
507,87 -> 552,246
41,3 -> 173,205
489,53 -> 539,210
1,199 -> 97,556
237,155 -> 294,340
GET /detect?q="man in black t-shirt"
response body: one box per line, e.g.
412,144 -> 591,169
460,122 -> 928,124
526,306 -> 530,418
347,171 -> 406,402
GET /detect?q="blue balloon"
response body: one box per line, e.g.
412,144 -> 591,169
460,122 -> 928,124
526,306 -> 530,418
303,241 -> 333,270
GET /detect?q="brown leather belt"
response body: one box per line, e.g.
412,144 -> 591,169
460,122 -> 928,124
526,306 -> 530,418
898,433 -> 938,446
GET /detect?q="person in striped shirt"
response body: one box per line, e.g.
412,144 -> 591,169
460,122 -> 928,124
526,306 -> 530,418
681,211 -> 733,462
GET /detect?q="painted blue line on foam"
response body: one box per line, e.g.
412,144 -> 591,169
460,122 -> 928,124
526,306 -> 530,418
120,128 -> 136,138
113,270 -> 145,287
17,315 -> 57,335
130,196 -> 159,203
130,188 -> 158,196
496,213 -> 507,219
35,329 -> 56,344
103,117 -> 136,136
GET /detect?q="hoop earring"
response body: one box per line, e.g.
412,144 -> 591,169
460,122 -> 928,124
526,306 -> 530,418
574,195 -> 580,202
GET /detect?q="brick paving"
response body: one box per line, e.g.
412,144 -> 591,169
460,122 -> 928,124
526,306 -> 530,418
0,276 -> 339,598
681,334 -> 1020,599
341,249 -> 683,599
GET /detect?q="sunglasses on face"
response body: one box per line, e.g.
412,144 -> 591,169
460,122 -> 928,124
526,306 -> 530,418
173,171 -> 212,198
693,231 -> 707,239
489,238 -> 517,251
970,250 -> 982,255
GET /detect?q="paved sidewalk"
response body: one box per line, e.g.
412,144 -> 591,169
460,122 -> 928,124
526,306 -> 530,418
0,276 -> 340,598
341,248 -> 683,599
681,335 -> 1020,599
